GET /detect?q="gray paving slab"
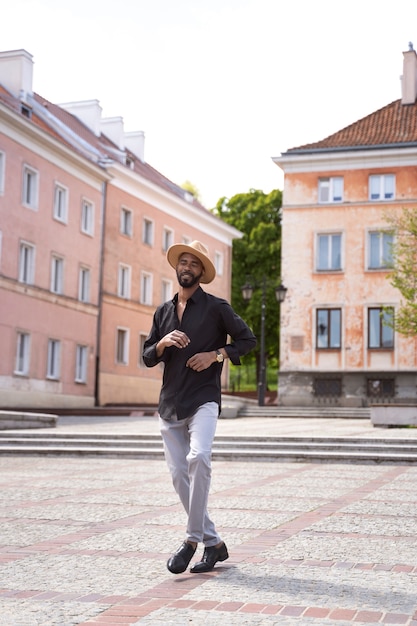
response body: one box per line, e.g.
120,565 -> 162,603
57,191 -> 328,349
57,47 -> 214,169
0,415 -> 416,625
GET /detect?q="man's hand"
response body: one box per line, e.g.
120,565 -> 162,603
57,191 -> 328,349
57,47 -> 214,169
156,330 -> 190,356
186,351 -> 216,372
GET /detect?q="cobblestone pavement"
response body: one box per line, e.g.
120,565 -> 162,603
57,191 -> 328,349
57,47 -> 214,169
1,415 -> 417,625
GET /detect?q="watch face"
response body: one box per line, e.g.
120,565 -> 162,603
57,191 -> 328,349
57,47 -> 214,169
216,351 -> 224,362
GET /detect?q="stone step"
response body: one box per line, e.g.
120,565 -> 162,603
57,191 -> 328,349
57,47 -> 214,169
236,406 -> 371,419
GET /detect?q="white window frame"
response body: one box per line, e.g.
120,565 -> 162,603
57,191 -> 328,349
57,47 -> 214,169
116,327 -> 129,365
0,151 -> 5,195
316,233 -> 343,271
22,164 -> 39,210
75,345 -> 88,383
120,207 -> 133,237
318,177 -> 343,204
53,183 -> 68,222
316,308 -> 342,349
143,217 -> 154,246
369,174 -> 395,201
47,338 -> 61,379
214,251 -> 224,277
118,263 -> 131,299
367,230 -> 394,270
15,331 -> 30,375
79,266 -> 91,302
140,271 -> 153,305
51,255 -> 64,294
81,199 -> 94,235
162,227 -> 174,252
138,333 -> 147,368
19,241 -> 35,284
161,278 -> 172,304
368,307 -> 394,349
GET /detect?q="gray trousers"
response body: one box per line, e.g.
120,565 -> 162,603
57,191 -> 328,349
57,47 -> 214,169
159,401 -> 221,546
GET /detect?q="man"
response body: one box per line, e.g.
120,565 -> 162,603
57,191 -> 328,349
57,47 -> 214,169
143,240 -> 256,574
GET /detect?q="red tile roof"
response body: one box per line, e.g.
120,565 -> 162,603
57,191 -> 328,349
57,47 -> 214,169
288,99 -> 417,152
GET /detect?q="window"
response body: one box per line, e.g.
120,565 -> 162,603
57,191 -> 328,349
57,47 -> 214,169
162,228 -> 173,252
79,266 -> 91,302
369,174 -> 395,200
316,308 -> 341,349
161,279 -> 172,303
140,271 -> 153,305
367,378 -> 395,398
81,199 -> 94,235
143,218 -> 154,245
120,207 -> 133,236
318,177 -> 343,203
53,184 -> 68,222
138,333 -> 147,368
214,251 -> 224,277
22,165 -> 38,209
19,242 -> 35,284
0,151 -> 5,195
316,233 -> 342,271
116,328 -> 129,364
368,231 -> 394,269
75,345 -> 88,383
51,255 -> 64,294
118,264 -> 131,299
47,339 -> 61,379
15,332 -> 30,375
368,307 -> 394,349
313,378 -> 342,397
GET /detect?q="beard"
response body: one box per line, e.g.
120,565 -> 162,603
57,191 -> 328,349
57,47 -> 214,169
177,269 -> 203,288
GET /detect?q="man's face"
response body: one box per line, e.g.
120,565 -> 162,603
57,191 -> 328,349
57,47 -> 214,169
176,253 -> 204,288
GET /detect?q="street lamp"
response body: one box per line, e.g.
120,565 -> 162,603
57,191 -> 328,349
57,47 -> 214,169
241,277 -> 287,407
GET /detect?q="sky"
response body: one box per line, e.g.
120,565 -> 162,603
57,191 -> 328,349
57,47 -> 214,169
3,0 -> 417,208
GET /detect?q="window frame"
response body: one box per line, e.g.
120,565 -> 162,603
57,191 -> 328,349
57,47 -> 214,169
15,331 -> 30,376
50,255 -> 64,294
53,183 -> 68,223
140,271 -> 153,305
143,217 -> 154,246
116,327 -> 129,365
316,308 -> 342,349
368,307 -> 394,349
46,338 -> 61,379
120,207 -> 133,237
75,344 -> 88,383
79,266 -> 91,303
81,198 -> 94,235
118,263 -> 131,299
318,176 -> 344,204
162,227 -> 174,252
316,232 -> 343,272
367,230 -> 394,270
22,164 -> 39,210
369,174 -> 395,201
19,241 -> 36,284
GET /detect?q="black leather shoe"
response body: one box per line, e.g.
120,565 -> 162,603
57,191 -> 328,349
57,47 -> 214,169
167,542 -> 196,574
190,542 -> 229,573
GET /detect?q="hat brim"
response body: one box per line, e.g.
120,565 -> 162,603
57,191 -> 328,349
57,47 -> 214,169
167,244 -> 216,284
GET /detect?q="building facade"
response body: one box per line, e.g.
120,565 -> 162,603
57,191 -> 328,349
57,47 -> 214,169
0,49 -> 240,409
274,47 -> 417,407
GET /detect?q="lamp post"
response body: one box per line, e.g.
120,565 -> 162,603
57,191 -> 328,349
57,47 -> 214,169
241,278 -> 287,406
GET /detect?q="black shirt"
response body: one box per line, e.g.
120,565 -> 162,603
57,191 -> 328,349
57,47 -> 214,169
143,286 -> 256,420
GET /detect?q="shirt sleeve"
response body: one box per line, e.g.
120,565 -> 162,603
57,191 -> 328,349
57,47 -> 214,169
142,310 -> 165,368
219,301 -> 257,365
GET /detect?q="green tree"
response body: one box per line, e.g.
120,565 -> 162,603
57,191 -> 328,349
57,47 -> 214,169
214,189 -> 283,385
181,180 -> 201,202
387,208 -> 417,335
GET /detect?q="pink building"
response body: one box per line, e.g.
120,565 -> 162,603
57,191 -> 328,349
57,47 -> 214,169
274,47 -> 417,407
0,49 -> 240,409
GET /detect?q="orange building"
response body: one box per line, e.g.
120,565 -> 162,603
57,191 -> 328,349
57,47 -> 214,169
274,47 -> 417,407
0,49 -> 240,409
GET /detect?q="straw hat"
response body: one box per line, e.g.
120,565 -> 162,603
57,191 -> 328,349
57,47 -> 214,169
167,240 -> 216,284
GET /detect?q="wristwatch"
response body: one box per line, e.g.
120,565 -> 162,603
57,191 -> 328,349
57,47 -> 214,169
215,350 -> 224,363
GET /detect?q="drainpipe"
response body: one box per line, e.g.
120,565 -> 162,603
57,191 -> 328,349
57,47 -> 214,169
94,179 -> 107,406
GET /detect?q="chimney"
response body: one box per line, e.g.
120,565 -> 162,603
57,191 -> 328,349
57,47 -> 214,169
401,43 -> 417,104
59,99 -> 103,136
100,116 -> 125,149
0,49 -> 33,100
124,131 -> 145,162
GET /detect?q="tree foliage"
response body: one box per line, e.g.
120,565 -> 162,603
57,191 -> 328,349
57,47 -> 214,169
387,208 -> 417,336
213,188 -> 283,370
